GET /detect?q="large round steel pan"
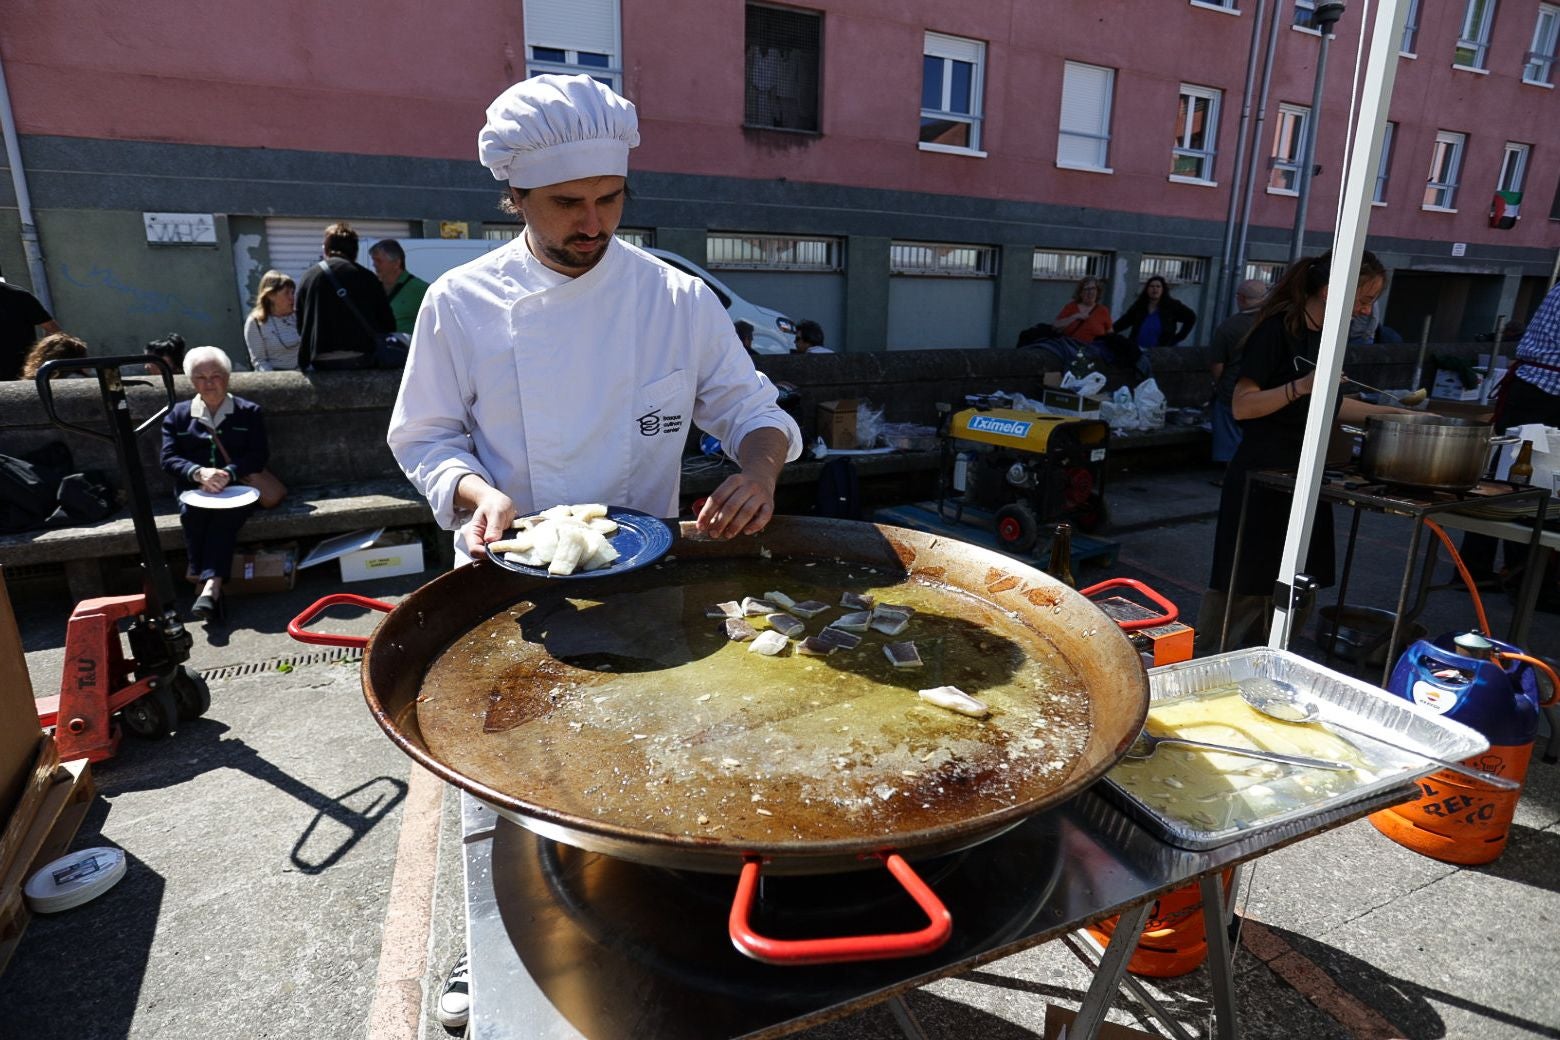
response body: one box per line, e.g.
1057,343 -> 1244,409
295,518 -> 1148,876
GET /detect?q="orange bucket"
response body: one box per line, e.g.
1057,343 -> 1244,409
1086,869 -> 1234,978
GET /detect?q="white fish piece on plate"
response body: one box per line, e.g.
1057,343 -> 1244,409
539,505 -> 577,523
870,614 -> 910,637
830,610 -> 871,633
586,516 -> 619,535
765,613 -> 806,639
583,536 -> 619,571
797,636 -> 836,656
548,525 -> 589,575
505,548 -> 545,567
571,503 -> 609,521
489,530 -> 538,555
529,522 -> 560,562
725,618 -> 758,642
788,600 -> 830,618
742,596 -> 780,616
841,591 -> 875,610
764,590 -> 797,610
883,641 -> 921,668
917,685 -> 989,718
706,601 -> 743,619
748,630 -> 789,655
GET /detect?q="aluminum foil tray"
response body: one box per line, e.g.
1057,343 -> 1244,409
1099,647 -> 1489,850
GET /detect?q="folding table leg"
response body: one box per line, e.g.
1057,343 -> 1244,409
887,995 -> 931,1040
1202,872 -> 1240,1040
1068,900 -> 1153,1039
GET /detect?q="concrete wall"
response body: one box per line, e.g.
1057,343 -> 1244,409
886,277 -> 996,350
712,270 -> 846,350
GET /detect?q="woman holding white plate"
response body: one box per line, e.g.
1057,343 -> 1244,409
159,346 -> 270,621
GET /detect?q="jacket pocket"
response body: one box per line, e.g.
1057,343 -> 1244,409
632,370 -> 691,444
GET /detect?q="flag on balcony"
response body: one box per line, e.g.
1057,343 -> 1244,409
1489,191 -> 1522,229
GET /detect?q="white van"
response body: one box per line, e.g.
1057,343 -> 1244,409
364,238 -> 797,354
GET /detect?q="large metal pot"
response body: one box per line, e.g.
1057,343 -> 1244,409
289,517 -> 1152,962
1348,413 -> 1514,491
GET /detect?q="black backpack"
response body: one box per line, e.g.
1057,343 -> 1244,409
50,471 -> 118,526
814,457 -> 862,521
0,453 -> 58,533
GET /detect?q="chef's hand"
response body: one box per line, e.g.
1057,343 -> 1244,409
457,478 -> 516,559
196,467 -> 230,493
698,473 -> 776,539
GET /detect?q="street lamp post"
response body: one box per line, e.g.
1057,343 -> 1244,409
1289,2 -> 1348,262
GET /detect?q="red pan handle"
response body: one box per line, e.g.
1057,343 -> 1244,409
728,852 -> 952,965
287,593 -> 395,648
1078,577 -> 1179,630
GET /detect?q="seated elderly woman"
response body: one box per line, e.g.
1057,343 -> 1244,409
159,346 -> 270,621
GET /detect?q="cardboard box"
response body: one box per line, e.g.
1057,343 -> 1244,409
338,529 -> 426,584
1431,371 -> 1480,401
0,569 -> 41,826
1041,387 -> 1104,419
817,399 -> 861,449
1043,1004 -> 1160,1040
225,543 -> 298,596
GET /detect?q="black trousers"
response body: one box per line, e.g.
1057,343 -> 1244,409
180,502 -> 253,581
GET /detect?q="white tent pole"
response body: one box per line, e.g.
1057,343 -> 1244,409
1267,0 -> 1412,648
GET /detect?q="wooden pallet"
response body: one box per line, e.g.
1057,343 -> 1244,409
872,501 -> 1121,571
0,744 -> 95,977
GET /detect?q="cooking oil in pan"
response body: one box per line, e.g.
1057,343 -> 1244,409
416,558 -> 1095,845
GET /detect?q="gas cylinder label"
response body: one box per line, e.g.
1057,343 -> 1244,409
1410,679 -> 1457,715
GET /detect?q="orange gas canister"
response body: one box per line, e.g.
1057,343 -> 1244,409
1370,633 -> 1550,865
1086,870 -> 1235,978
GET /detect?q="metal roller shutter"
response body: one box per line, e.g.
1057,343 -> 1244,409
263,218 -> 413,285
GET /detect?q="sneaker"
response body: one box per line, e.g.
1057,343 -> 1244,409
435,951 -> 470,1030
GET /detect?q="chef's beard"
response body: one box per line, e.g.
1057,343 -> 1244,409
537,233 -> 610,274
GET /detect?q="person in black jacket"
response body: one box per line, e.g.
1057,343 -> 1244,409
294,222 -> 397,370
1114,275 -> 1197,348
159,346 -> 269,620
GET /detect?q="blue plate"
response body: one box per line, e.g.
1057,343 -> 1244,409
484,506 -> 676,580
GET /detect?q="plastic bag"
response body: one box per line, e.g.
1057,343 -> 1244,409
855,400 -> 885,448
1133,378 -> 1168,430
1100,386 -> 1141,432
1061,369 -> 1108,397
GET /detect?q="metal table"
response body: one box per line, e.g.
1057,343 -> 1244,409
462,779 -> 1415,1040
1233,471 -> 1550,684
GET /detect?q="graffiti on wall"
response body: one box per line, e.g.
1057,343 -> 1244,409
59,263 -> 214,323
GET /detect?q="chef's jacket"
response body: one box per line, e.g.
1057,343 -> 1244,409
387,236 -> 802,546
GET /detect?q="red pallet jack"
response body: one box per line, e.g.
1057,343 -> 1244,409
31,355 -> 209,763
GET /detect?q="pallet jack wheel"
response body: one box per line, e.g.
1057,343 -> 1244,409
121,685 -> 179,740
173,665 -> 212,721
994,502 -> 1040,553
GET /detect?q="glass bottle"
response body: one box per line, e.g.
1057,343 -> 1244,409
1046,522 -> 1077,589
1509,440 -> 1534,486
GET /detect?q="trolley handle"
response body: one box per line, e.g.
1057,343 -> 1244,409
35,354 -> 178,440
1078,577 -> 1179,630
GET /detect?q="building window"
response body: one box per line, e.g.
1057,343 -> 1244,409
1525,4 -> 1560,84
1293,0 -> 1317,27
1171,84 -> 1222,183
920,32 -> 986,153
1268,104 -> 1309,193
744,4 -> 821,133
1373,122 -> 1396,204
1058,62 -> 1114,171
706,233 -> 841,271
1498,142 -> 1530,193
1190,0 -> 1239,10
484,227 -> 522,241
1424,131 -> 1467,210
1032,249 -> 1110,281
523,0 -> 622,89
1244,260 -> 1287,286
1401,0 -> 1422,53
890,242 -> 998,277
615,228 -> 655,248
1141,255 -> 1207,285
1454,0 -> 1497,68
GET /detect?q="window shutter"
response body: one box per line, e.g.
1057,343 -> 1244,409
1059,63 -> 1111,166
524,0 -> 617,53
263,218 -> 413,287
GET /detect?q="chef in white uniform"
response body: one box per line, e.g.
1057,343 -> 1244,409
388,75 -> 802,561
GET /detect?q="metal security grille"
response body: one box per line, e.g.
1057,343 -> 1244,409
615,228 -> 655,248
1244,260 -> 1287,286
264,218 -> 413,286
1141,254 -> 1207,285
744,4 -> 821,132
706,234 -> 840,271
1032,249 -> 1110,281
890,242 -> 998,278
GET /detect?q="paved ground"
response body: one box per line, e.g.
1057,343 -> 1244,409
2,461 -> 1557,1040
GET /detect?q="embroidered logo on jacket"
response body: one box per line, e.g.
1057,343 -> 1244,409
637,409 -> 684,437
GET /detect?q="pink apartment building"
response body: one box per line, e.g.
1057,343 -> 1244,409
0,0 -> 1556,356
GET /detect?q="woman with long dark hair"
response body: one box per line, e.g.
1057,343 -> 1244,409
1114,275 -> 1197,347
1193,250 -> 1415,653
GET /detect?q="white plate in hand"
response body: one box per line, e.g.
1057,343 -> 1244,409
179,485 -> 260,509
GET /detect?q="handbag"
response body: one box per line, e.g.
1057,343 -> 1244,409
315,260 -> 407,369
210,428 -> 287,509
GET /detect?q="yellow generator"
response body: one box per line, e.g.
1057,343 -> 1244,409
938,405 -> 1110,551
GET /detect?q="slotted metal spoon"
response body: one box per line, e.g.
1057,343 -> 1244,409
1125,730 -> 1352,771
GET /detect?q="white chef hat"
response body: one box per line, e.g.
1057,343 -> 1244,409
478,74 -> 640,189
